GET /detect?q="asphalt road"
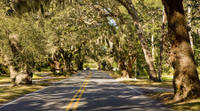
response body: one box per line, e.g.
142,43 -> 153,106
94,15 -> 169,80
0,70 -> 173,111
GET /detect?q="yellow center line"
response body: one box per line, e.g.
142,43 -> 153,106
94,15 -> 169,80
66,72 -> 92,111
65,80 -> 87,111
73,73 -> 92,111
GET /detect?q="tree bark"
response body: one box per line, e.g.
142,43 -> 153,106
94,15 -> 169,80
117,0 -> 159,81
187,0 -> 194,52
127,56 -> 136,78
151,35 -> 155,62
134,59 -> 137,80
118,59 -> 125,71
7,63 -> 32,86
162,0 -> 200,101
77,60 -> 84,70
6,34 -> 32,85
8,65 -> 18,85
118,58 -> 127,78
24,65 -> 33,84
63,61 -> 67,72
98,63 -> 101,70
54,60 -> 60,74
127,61 -> 133,78
158,8 -> 166,82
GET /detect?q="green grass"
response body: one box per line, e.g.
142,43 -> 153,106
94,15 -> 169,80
173,98 -> 200,111
0,85 -> 43,103
32,74 -> 43,79
109,72 -> 173,88
0,75 -> 10,84
122,79 -> 172,88
39,77 -> 66,83
148,92 -> 200,111
84,62 -> 98,68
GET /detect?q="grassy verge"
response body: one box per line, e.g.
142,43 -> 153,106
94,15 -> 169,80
0,75 -> 10,84
109,72 -> 173,88
0,72 -> 72,104
122,79 -> 172,88
0,85 -> 44,103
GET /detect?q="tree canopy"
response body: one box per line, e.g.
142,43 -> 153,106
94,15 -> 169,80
0,0 -> 200,101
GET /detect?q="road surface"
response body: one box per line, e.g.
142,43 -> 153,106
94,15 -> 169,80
0,70 -> 173,111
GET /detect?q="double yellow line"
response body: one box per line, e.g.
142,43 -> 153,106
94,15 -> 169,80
66,72 -> 92,111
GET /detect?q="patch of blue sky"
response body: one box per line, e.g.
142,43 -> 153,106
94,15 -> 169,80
108,17 -> 117,26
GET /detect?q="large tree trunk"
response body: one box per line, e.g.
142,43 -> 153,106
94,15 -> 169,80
134,60 -> 137,80
162,0 -> 200,101
16,65 -> 33,85
117,0 -> 159,81
158,8 -> 166,82
118,59 -> 128,78
8,64 -> 32,86
55,61 -> 60,73
50,58 -> 60,75
127,61 -> 133,78
127,56 -> 136,78
25,65 -> 33,84
63,51 -> 73,72
98,62 -> 101,70
6,34 -> 32,86
8,65 -> 18,85
118,59 -> 126,72
63,61 -> 67,72
77,60 -> 84,70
